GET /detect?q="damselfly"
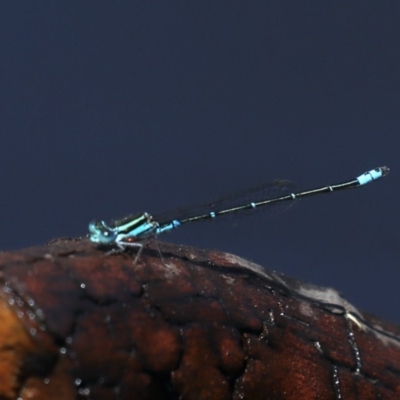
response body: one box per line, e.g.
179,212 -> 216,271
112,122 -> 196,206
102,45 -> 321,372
89,166 -> 389,260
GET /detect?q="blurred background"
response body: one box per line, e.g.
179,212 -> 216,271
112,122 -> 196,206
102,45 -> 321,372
0,3 -> 398,323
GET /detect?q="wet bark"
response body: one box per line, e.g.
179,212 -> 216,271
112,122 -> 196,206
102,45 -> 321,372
0,238 -> 399,399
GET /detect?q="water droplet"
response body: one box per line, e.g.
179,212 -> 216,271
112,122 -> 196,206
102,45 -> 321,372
78,387 -> 91,397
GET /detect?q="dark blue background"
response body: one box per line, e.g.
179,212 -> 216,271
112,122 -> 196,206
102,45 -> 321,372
0,3 -> 398,323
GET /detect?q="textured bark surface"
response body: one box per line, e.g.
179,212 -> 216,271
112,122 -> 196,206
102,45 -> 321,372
0,238 -> 399,399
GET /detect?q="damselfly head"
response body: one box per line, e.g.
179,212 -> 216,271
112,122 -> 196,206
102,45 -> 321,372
88,220 -> 117,245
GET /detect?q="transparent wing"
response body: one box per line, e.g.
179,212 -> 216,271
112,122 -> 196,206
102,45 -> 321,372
154,180 -> 297,225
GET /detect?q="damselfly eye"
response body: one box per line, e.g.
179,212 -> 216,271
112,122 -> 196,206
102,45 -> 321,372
88,220 -> 117,244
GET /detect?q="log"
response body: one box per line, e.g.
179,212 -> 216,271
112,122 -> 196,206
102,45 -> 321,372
0,238 -> 399,399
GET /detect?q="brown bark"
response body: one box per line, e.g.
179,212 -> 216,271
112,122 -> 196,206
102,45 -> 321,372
0,238 -> 399,399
